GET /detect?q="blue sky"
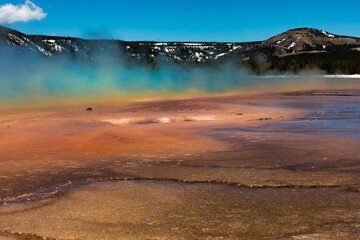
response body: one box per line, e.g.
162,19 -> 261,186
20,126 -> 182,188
2,0 -> 360,42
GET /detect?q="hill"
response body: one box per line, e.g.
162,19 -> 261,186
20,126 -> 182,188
1,26 -> 360,73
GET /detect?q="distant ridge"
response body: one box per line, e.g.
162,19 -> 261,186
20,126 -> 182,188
1,26 -> 360,73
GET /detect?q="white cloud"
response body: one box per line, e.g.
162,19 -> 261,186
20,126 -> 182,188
0,0 -> 47,24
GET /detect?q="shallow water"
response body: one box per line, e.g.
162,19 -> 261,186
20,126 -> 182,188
0,180 -> 359,240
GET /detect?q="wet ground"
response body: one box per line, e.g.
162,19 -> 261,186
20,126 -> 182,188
0,90 -> 359,239
1,180 -> 360,240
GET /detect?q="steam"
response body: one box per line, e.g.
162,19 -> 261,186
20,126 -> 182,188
0,45 -> 359,108
83,26 -> 115,40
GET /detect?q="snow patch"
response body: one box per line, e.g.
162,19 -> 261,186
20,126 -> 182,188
154,43 -> 167,46
193,52 -> 206,62
215,52 -> 227,59
8,33 -> 27,46
182,43 -> 204,46
322,31 -> 335,38
36,45 -> 52,56
276,38 -> 286,45
43,39 -> 64,52
173,55 -> 183,61
214,46 -> 241,59
284,42 -> 296,51
72,44 -> 79,52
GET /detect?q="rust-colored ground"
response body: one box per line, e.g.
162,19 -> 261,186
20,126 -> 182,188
0,91 -> 359,239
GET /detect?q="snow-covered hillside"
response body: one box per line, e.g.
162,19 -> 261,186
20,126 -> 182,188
1,26 -> 360,64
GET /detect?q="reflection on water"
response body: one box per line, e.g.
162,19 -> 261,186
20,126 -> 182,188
217,92 -> 360,139
0,180 -> 359,240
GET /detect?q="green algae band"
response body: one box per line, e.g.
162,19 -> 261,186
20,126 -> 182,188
0,180 -> 359,240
